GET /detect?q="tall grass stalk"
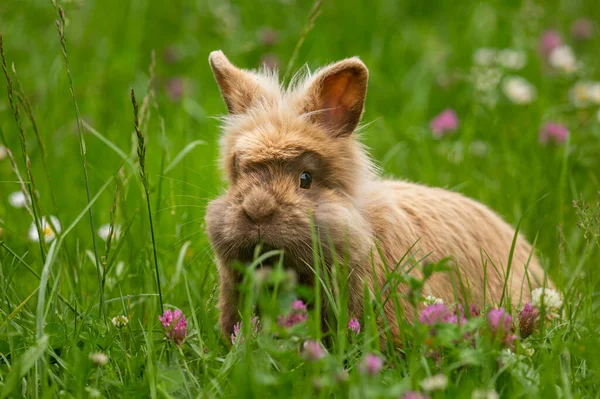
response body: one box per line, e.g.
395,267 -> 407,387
12,63 -> 59,214
131,88 -> 164,314
0,34 -> 46,262
51,2 -> 104,319
283,0 -> 325,81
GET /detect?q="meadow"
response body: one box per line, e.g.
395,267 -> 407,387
1,0 -> 600,397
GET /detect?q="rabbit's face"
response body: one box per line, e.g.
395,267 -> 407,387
206,51 -> 375,277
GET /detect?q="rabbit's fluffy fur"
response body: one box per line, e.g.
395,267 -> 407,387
205,50 -> 550,340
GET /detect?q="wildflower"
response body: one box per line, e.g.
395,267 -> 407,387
430,109 -> 459,137
231,317 -> 260,344
165,77 -> 184,102
539,122 -> 569,145
498,49 -> 526,70
422,295 -> 444,306
348,317 -> 361,334
518,303 -> 539,338
28,216 -> 61,243
571,18 -> 594,40
586,83 -> 600,104
487,308 -> 516,346
420,304 -> 450,325
89,352 -> 109,366
472,389 -> 499,399
0,145 -> 6,161
258,27 -> 279,46
469,304 -> 481,317
302,340 -> 325,361
473,48 -> 496,66
360,354 -> 383,376
8,191 -> 29,209
97,224 -> 121,242
531,287 -> 562,318
111,315 -> 129,329
420,374 -> 448,392
487,308 -> 512,334
569,81 -> 593,107
278,299 -> 308,328
502,76 -> 536,104
548,46 -> 577,74
401,392 -> 430,399
159,309 -> 187,347
539,30 -> 562,59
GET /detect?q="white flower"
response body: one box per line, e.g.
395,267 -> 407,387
423,295 -> 444,306
28,216 -> 61,243
531,287 -> 562,310
89,352 -> 109,366
97,224 -> 121,242
8,191 -> 29,209
502,76 -> 536,104
472,389 -> 499,399
0,145 -> 7,161
498,49 -> 526,70
473,48 -> 497,66
569,81 -> 592,107
586,83 -> 600,104
111,315 -> 129,329
420,374 -> 448,392
549,46 -> 577,74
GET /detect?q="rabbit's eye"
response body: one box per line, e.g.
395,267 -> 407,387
299,171 -> 312,189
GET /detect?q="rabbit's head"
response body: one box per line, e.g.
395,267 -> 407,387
205,51 -> 376,279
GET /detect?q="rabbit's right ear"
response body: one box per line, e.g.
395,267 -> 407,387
209,50 -> 267,114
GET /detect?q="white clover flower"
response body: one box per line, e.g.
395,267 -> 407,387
420,374 -> 448,392
0,145 -> 7,161
586,83 -> 600,104
97,224 -> 121,242
498,49 -> 526,70
28,216 -> 61,243
422,295 -> 444,306
549,45 -> 577,74
472,389 -> 499,399
502,76 -> 536,104
531,287 -> 562,310
89,352 -> 109,366
473,48 -> 497,66
111,315 -> 129,329
8,191 -> 29,209
569,81 -> 592,107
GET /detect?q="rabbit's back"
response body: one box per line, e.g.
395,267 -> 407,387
364,179 -> 545,308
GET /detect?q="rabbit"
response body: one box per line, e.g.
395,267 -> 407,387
205,50 -> 551,340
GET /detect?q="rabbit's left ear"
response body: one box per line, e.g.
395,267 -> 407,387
302,57 -> 368,137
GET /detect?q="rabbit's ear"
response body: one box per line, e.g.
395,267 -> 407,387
303,57 -> 368,137
209,50 -> 268,114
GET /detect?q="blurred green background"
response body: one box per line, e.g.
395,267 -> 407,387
1,0 -> 599,397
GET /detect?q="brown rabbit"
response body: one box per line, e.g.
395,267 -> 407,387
205,50 -> 550,339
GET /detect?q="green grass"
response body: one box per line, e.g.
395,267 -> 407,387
1,0 -> 600,397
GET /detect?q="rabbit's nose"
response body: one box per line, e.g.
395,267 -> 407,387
242,189 -> 276,224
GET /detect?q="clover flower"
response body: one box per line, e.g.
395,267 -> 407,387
278,299 -> 308,328
360,354 -> 383,376
539,122 -> 569,144
159,309 -> 187,347
430,109 -> 459,137
348,318 -> 361,334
